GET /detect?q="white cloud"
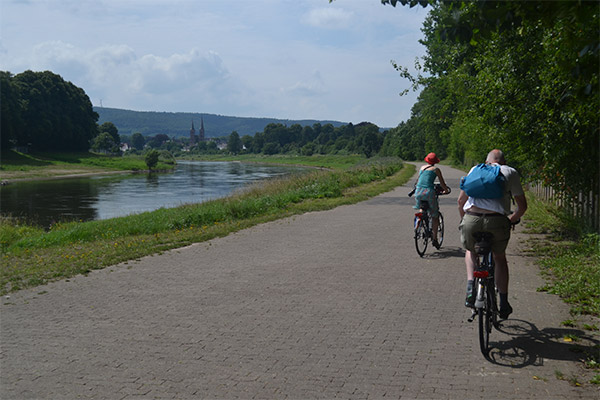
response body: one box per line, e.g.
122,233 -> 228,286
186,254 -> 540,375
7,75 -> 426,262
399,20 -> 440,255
303,7 -> 354,29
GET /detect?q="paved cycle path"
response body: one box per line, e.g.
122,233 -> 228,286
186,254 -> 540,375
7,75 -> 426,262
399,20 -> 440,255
1,164 -> 598,399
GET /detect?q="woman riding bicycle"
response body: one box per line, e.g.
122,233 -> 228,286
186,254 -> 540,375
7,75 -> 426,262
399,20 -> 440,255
413,152 -> 450,249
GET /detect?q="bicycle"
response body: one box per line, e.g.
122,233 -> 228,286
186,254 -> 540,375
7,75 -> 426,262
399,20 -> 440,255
466,231 -> 498,356
467,220 -> 520,357
409,184 -> 451,257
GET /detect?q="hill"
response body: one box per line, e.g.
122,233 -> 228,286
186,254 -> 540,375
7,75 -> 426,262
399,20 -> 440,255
94,107 -> 347,139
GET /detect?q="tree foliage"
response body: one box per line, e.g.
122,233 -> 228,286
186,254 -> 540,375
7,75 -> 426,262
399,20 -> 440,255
131,132 -> 145,150
144,150 -> 160,170
226,131 -> 243,154
98,122 -> 120,146
1,70 -> 99,151
382,0 -> 598,200
91,132 -> 118,154
218,121 -> 385,158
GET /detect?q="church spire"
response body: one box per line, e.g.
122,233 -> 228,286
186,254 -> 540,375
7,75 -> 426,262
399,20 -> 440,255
190,120 -> 196,145
199,116 -> 205,141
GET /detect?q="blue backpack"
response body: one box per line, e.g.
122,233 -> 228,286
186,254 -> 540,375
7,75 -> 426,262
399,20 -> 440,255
460,163 -> 505,199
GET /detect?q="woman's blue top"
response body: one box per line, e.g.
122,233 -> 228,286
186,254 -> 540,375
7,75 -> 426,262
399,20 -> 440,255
416,168 -> 436,189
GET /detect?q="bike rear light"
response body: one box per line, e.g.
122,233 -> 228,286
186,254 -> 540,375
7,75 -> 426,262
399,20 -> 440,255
414,212 -> 423,218
473,270 -> 489,278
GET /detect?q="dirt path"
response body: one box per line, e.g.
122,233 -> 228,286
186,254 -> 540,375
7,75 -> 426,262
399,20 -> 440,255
1,164 -> 598,399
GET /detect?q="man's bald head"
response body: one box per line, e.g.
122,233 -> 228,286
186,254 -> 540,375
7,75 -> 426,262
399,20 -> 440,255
486,149 -> 506,165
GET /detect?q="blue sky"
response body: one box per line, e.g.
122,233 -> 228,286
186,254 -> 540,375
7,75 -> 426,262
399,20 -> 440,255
1,0 -> 428,128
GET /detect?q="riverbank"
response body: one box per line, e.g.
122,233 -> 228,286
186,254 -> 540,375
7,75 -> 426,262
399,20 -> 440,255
0,151 -> 173,183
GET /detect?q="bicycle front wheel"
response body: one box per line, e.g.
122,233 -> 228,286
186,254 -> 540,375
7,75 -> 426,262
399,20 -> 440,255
414,218 -> 428,257
437,212 -> 445,247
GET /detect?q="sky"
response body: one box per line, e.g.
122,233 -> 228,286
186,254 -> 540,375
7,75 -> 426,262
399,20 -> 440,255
0,0 -> 429,128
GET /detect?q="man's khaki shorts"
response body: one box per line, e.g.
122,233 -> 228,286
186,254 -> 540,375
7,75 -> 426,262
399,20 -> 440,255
460,213 -> 511,254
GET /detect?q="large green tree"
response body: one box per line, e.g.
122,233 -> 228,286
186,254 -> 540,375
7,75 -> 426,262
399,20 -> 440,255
0,71 -> 22,150
2,70 -> 99,151
226,131 -> 243,154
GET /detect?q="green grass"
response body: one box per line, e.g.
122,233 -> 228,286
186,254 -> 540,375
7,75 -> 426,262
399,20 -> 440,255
524,193 -> 600,317
0,157 -> 414,294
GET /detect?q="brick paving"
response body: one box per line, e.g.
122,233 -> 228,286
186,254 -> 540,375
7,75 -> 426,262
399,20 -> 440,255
1,164 -> 598,399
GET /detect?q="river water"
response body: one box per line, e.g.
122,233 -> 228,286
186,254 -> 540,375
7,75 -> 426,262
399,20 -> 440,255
0,161 -> 307,228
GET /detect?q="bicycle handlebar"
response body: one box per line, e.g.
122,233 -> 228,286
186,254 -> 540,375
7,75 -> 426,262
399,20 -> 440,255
434,184 -> 451,196
408,183 -> 451,198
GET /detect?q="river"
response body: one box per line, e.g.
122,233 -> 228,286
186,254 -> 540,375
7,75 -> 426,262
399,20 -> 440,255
0,161 -> 307,228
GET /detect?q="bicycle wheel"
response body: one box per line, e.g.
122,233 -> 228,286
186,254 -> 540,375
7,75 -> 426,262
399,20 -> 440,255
414,217 -> 428,257
437,212 -> 445,247
478,281 -> 492,356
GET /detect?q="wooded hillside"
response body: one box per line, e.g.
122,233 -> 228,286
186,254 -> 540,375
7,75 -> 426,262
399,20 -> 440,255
95,107 -> 347,139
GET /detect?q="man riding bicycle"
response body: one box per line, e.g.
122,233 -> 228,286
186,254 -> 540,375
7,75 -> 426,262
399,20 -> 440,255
458,149 -> 527,319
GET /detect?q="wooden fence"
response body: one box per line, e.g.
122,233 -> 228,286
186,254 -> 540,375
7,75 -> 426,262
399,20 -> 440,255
529,182 -> 600,233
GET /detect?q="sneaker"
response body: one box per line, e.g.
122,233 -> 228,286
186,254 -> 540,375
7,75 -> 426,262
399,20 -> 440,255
499,303 -> 513,319
432,238 -> 441,249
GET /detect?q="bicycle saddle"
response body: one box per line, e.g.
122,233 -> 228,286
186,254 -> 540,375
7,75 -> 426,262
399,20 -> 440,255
420,200 -> 430,211
472,231 -> 494,255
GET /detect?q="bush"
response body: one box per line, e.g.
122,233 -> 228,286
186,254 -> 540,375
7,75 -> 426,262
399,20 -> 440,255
145,150 -> 160,169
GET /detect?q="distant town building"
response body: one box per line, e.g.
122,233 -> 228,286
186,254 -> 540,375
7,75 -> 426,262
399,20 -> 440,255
190,117 -> 206,145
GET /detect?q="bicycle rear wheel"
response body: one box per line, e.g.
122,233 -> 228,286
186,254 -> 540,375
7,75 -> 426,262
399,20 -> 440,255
478,281 -> 493,356
437,212 -> 445,247
414,218 -> 428,257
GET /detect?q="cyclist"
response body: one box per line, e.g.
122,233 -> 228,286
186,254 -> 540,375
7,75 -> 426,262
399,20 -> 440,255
413,152 -> 450,249
458,149 -> 527,319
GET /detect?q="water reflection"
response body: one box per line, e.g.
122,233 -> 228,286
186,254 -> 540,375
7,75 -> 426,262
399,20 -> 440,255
0,161 -> 306,228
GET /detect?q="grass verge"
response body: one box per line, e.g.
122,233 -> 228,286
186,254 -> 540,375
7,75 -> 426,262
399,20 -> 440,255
0,157 -> 414,295
523,192 -> 600,385
523,192 -> 600,317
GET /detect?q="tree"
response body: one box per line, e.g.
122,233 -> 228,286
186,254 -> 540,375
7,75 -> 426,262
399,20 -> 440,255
98,122 -> 120,146
8,70 -> 98,151
0,71 -> 22,150
91,132 -> 118,154
383,0 -> 598,207
227,131 -> 243,154
262,142 -> 280,155
145,150 -> 160,170
241,135 -> 254,152
146,134 -> 169,148
131,132 -> 145,150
